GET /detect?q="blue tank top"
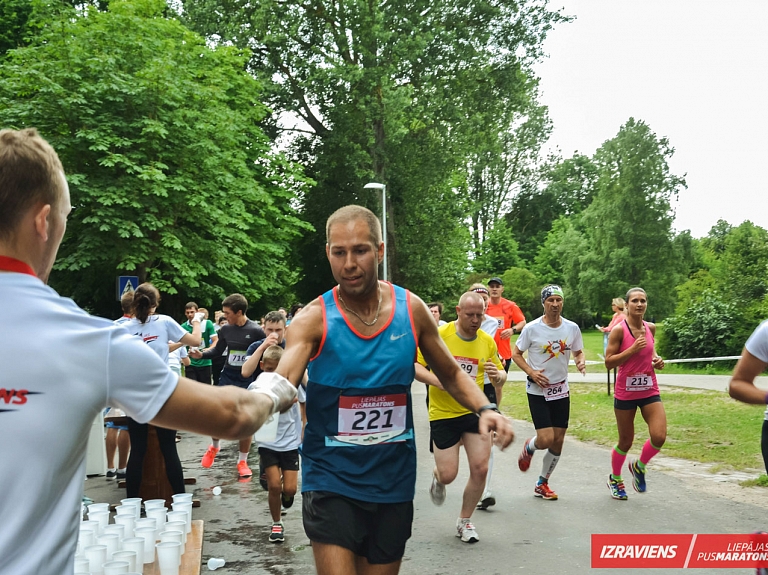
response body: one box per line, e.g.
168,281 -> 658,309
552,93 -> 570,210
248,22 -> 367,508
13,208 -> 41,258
302,283 -> 418,503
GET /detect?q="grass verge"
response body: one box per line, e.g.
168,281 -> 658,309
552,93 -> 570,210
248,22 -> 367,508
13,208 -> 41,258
500,380 -> 766,473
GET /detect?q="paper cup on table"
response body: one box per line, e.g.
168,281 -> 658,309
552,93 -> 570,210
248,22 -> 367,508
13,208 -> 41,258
111,550 -> 137,573
120,537 -> 144,566
133,526 -> 156,564
83,544 -> 107,575
156,541 -> 183,574
114,514 -> 135,538
165,521 -> 187,546
103,524 -> 125,541
170,502 -> 192,533
97,533 -> 120,557
253,413 -> 279,442
102,560 -> 130,574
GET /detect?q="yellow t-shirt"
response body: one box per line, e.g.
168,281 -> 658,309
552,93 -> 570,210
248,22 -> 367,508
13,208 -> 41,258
417,321 -> 503,421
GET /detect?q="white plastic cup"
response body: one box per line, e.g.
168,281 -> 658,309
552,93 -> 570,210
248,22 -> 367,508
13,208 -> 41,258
212,486 -> 222,496
165,511 -> 188,536
80,519 -> 100,536
253,414 -> 279,442
133,526 -> 156,564
165,521 -> 187,546
159,529 -> 184,547
103,524 -> 126,541
207,557 -> 226,570
114,514 -> 135,538
120,537 -> 145,566
97,533 -> 120,557
88,502 -> 110,515
83,544 -> 107,575
73,556 -> 90,573
171,493 -> 192,504
78,526 -> 95,549
143,498 -> 166,511
156,541 -> 182,574
171,502 -> 192,534
88,510 -> 110,534
120,498 -> 142,520
114,504 -> 136,517
146,506 -> 167,530
135,517 -> 158,541
102,560 -> 130,574
111,550 -> 137,573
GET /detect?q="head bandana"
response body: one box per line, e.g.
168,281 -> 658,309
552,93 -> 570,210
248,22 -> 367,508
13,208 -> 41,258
472,287 -> 489,296
541,285 -> 564,305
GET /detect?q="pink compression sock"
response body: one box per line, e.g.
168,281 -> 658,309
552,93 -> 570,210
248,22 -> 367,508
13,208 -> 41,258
611,446 -> 627,478
639,439 -> 661,466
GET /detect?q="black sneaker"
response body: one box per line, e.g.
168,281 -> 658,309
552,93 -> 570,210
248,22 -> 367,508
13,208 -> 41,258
116,470 -> 126,481
281,492 -> 295,509
105,469 -> 116,480
269,523 -> 284,543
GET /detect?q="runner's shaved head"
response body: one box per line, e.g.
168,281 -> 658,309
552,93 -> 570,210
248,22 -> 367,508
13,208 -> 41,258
326,205 -> 382,246
458,292 -> 485,308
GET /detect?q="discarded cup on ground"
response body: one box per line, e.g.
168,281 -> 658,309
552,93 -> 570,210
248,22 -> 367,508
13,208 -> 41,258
207,557 -> 226,570
212,486 -> 222,496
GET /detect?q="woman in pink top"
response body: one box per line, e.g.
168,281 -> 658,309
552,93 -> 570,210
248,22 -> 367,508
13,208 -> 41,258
598,298 -> 626,353
604,287 -> 666,500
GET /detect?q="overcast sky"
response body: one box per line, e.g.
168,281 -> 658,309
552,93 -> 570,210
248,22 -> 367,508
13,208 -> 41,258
534,0 -> 768,238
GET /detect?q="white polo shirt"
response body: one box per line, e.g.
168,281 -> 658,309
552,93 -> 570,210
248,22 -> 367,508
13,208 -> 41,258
0,272 -> 178,575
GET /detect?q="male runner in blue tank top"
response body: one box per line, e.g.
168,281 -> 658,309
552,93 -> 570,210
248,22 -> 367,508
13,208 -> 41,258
263,205 -> 514,575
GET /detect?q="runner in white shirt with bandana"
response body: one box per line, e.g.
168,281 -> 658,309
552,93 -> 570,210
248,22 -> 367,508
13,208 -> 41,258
512,284 -> 585,500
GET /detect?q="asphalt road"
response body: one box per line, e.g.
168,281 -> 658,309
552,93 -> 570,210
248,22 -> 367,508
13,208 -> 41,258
83,377 -> 767,574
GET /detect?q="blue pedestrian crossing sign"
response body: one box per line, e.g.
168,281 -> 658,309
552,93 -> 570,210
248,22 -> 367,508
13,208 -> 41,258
117,276 -> 139,301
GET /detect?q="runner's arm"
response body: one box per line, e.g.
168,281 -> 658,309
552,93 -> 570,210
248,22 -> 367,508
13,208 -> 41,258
729,348 -> 768,405
413,363 -> 444,389
275,298 -> 323,386
604,323 -> 636,370
201,328 -> 227,359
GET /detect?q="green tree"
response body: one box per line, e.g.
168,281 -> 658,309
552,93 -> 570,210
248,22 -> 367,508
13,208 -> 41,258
577,118 -> 687,318
472,222 -> 522,275
0,0 -> 310,316
500,266 -> 540,320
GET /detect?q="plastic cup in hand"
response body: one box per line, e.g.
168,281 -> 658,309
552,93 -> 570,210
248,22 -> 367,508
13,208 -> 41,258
133,527 -> 156,564
207,557 -> 226,570
120,537 -> 145,566
146,506 -> 167,530
253,414 -> 279,442
114,514 -> 135,538
165,521 -> 187,546
156,541 -> 182,575
83,544 -> 107,575
102,560 -> 130,574
97,533 -> 120,557
111,550 -> 137,573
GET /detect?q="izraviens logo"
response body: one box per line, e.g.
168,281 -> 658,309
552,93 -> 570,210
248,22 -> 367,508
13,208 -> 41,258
0,389 -> 43,413
592,533 -> 768,569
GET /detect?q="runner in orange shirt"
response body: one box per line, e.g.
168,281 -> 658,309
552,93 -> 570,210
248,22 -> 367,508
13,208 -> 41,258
486,277 -> 526,371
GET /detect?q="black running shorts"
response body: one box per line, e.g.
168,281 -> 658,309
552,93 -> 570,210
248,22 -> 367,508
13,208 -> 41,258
483,383 -> 497,404
302,491 -> 413,564
614,394 -> 662,410
527,392 -> 570,429
258,447 -> 299,471
429,413 -> 481,450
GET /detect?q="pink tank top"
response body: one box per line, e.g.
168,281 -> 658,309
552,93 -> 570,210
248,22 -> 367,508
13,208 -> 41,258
615,320 -> 659,401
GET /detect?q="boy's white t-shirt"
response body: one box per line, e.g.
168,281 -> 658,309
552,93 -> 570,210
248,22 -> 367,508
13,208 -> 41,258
258,384 -> 306,451
745,320 -> 768,420
515,316 -> 584,396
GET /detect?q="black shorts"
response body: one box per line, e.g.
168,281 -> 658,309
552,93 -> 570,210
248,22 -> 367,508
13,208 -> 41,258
527,392 -> 570,429
614,394 -> 662,410
503,359 -> 512,372
483,383 -> 497,404
302,491 -> 413,564
258,447 -> 300,471
185,364 -> 212,384
429,413 -> 480,450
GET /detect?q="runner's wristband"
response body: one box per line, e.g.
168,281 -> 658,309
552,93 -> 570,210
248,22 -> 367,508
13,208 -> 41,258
477,403 -> 500,416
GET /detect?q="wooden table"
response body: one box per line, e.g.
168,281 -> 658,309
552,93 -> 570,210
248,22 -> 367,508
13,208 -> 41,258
143,519 -> 204,575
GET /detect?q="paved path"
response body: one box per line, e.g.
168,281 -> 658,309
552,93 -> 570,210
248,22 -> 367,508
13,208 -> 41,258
83,375 -> 767,574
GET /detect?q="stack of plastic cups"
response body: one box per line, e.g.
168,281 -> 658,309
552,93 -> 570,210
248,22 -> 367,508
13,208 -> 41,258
102,560 -> 130,574
82,544 -> 108,575
111,550 -> 138,573
156,541 -> 183,575
120,537 -> 145,567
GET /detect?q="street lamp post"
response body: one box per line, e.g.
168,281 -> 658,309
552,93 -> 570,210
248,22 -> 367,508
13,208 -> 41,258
363,182 -> 387,281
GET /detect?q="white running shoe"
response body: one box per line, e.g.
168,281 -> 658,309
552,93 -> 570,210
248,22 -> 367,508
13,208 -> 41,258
456,518 -> 479,543
430,471 -> 446,506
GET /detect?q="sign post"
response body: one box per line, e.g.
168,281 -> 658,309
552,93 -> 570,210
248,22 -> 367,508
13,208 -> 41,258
117,276 -> 139,301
